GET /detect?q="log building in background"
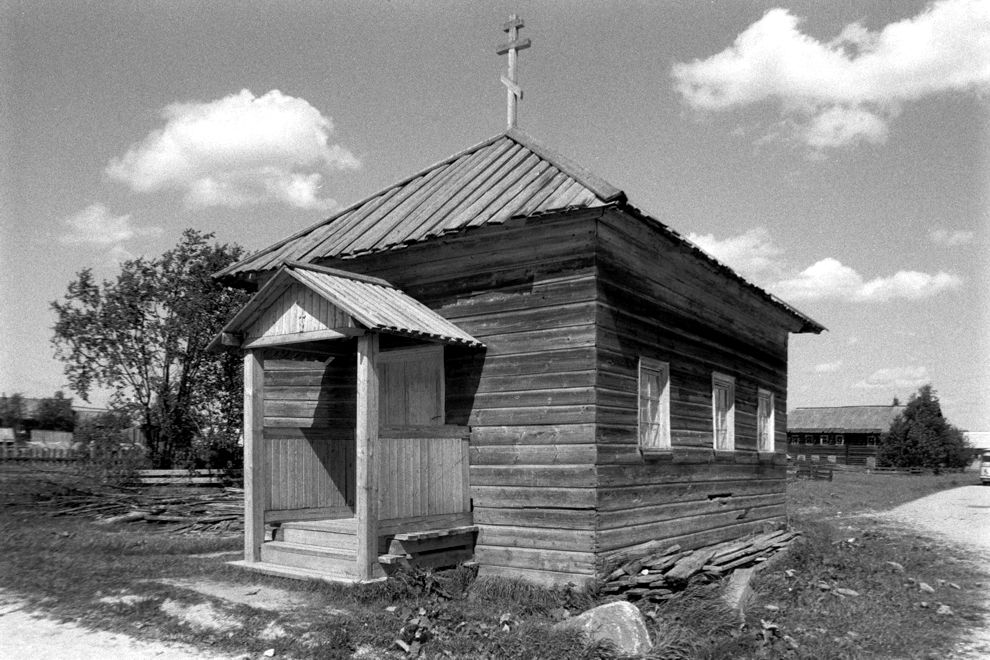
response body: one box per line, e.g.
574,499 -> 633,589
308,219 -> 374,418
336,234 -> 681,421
787,405 -> 905,466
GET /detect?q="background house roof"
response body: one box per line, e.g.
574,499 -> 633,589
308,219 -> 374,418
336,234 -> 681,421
788,405 -> 906,434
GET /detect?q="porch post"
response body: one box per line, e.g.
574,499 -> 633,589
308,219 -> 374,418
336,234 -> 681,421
355,333 -> 380,580
243,349 -> 265,562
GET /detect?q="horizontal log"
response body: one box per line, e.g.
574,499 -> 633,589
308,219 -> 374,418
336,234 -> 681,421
474,545 -> 596,574
469,444 -> 597,466
473,506 -> 596,530
470,424 -> 595,446
471,485 -> 596,509
470,464 -> 597,488
477,525 -> 594,552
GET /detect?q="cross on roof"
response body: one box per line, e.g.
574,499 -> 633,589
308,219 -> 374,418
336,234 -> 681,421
496,14 -> 531,129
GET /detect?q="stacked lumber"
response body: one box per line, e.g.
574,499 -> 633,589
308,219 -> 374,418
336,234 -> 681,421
601,530 -> 799,602
43,485 -> 244,534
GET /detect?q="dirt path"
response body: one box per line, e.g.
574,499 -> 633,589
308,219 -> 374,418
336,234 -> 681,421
872,485 -> 990,659
0,590 -> 242,660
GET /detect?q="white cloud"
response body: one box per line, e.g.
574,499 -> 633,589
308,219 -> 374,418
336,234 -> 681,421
686,227 -> 784,281
106,89 -> 359,211
929,227 -> 975,245
774,257 -> 962,301
854,366 -> 930,389
671,0 -> 990,151
689,228 -> 963,302
814,360 -> 843,374
60,204 -> 161,245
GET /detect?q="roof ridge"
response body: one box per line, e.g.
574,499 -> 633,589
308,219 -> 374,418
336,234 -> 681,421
283,260 -> 393,288
505,128 -> 624,203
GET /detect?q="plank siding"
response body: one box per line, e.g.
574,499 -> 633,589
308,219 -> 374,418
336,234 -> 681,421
262,351 -> 357,519
593,210 -> 790,564
315,213 -> 603,581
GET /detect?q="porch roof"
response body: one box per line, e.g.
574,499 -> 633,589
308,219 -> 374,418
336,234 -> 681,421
212,262 -> 484,350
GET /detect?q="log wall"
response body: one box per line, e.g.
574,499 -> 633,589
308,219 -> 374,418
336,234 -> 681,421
310,207 -> 805,584
327,211 -> 603,585
593,208 -> 794,567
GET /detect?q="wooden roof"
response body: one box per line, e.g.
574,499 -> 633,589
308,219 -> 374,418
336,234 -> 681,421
213,262 -> 484,350
216,129 -> 824,334
217,128 -> 622,279
788,406 -> 906,434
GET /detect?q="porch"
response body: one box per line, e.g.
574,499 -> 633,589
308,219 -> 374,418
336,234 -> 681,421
215,262 -> 483,582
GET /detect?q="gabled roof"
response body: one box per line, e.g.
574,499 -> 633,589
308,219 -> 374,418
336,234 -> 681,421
212,262 -> 483,350
216,129 -> 824,334
216,128 -> 623,279
788,406 -> 906,434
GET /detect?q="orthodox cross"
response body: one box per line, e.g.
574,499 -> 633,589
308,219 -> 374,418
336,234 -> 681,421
496,14 -> 531,129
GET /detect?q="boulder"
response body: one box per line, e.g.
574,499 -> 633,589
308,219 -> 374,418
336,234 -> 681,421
555,601 -> 652,656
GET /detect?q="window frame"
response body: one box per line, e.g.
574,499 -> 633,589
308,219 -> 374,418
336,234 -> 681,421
638,357 -> 671,453
756,388 -> 775,453
711,372 -> 736,451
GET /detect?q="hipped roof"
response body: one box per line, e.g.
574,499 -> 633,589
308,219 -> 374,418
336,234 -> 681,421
217,129 -> 824,334
213,262 -> 484,349
788,406 -> 906,434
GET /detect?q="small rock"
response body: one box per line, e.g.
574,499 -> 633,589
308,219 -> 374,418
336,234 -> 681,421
385,606 -> 397,613
919,582 -> 936,594
949,582 -> 961,590
937,605 -> 954,616
816,582 -> 832,591
785,569 -> 797,578
764,604 -> 780,612
262,650 -> 275,658
885,561 -> 905,573
835,588 -> 859,597
919,601 -> 930,609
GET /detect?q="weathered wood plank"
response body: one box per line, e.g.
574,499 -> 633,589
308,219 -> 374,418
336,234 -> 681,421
244,350 -> 265,563
470,464 -> 597,487
474,545 -> 596,574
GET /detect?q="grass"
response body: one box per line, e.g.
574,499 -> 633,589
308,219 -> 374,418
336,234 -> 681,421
1,465 -> 987,659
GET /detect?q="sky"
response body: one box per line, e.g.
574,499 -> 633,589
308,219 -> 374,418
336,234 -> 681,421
1,0 -> 988,430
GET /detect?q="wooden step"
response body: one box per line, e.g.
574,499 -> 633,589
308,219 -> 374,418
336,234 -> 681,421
388,525 -> 477,555
228,559 -> 363,585
278,523 -> 357,549
260,541 -> 357,577
381,525 -> 478,572
392,525 -> 478,542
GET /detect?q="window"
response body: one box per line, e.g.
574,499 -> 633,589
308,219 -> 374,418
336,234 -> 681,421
867,435 -> 878,446
638,358 -> 671,452
820,435 -> 828,445
835,434 -> 845,445
712,373 -> 735,450
757,389 -> 774,452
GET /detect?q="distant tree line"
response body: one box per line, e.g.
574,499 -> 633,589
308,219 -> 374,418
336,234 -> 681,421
0,391 -> 75,436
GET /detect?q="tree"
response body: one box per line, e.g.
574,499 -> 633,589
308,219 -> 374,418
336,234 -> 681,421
0,392 -> 25,434
51,229 -> 250,467
34,391 -> 76,431
877,384 -> 970,470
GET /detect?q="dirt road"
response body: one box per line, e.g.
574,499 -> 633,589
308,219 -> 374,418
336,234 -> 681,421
0,591 -> 240,660
879,485 -> 990,553
874,485 -> 990,659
